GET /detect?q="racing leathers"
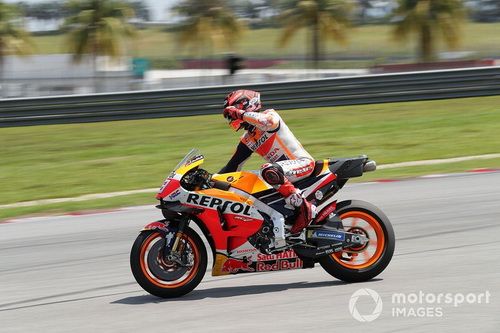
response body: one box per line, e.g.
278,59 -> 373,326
220,107 -> 315,234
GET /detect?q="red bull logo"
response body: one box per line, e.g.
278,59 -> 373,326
222,257 -> 255,273
255,249 -> 303,272
256,258 -> 303,272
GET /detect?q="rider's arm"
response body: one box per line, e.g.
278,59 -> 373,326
219,142 -> 253,173
242,110 -> 280,132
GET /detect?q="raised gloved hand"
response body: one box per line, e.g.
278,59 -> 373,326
223,106 -> 246,121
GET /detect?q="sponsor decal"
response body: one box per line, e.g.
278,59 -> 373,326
186,193 -> 252,216
257,249 -> 297,261
234,216 -> 254,222
256,258 -> 303,272
168,189 -> 181,200
158,179 -> 169,193
316,202 -> 337,222
287,166 -> 313,176
233,248 -> 257,255
313,230 -> 345,241
185,154 -> 204,166
255,250 -> 303,272
315,190 -> 324,200
222,257 -> 255,273
266,147 -> 281,162
246,133 -> 269,150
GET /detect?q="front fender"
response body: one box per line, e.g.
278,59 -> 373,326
141,220 -> 174,234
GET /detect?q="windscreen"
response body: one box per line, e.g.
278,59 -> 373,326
171,148 -> 204,174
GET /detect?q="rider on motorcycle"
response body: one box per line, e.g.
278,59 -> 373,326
220,89 -> 315,235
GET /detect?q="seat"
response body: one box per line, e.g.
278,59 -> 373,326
328,156 -> 368,179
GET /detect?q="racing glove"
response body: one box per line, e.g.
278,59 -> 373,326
224,106 -> 246,121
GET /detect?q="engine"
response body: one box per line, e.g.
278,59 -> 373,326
248,213 -> 275,254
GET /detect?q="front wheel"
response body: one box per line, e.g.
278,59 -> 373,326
130,226 -> 207,298
319,200 -> 395,282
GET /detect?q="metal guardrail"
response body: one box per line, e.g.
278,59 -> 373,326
1,66 -> 499,127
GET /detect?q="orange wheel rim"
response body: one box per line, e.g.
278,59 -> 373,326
139,232 -> 199,288
331,211 -> 385,269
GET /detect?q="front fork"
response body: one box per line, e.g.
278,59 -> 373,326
164,216 -> 192,266
170,216 -> 189,252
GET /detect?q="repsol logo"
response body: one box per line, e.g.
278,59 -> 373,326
186,193 -> 252,216
246,133 -> 270,150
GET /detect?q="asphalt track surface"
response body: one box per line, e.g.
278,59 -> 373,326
1,172 -> 499,332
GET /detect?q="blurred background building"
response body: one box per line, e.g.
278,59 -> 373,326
0,0 -> 499,98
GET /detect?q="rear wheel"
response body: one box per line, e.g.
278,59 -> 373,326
130,226 -> 207,298
319,200 -> 395,282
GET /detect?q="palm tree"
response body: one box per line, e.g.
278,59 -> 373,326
64,0 -> 135,92
393,0 -> 465,63
0,2 -> 33,97
279,0 -> 351,70
173,0 -> 245,63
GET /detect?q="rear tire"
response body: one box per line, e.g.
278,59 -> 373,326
319,200 -> 395,282
130,226 -> 207,298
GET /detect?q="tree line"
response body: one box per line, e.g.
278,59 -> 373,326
0,0 -> 485,83
13,0 -> 500,24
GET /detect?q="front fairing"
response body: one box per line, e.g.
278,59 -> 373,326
156,149 -> 205,200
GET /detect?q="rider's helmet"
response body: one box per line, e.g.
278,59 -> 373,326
223,89 -> 261,131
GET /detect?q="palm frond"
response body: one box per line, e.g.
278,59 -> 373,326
0,2 -> 33,57
392,0 -> 465,61
174,0 -> 245,54
65,0 -> 136,61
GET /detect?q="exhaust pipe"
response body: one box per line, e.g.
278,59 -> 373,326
363,160 -> 377,172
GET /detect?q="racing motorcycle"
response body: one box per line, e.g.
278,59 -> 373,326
130,149 -> 395,298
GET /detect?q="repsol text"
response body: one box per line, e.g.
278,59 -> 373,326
186,193 -> 252,216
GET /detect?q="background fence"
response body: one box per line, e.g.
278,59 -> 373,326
1,66 -> 499,127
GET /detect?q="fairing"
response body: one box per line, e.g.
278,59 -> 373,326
152,150 -> 342,276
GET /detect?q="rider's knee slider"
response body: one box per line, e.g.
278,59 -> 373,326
261,163 -> 285,185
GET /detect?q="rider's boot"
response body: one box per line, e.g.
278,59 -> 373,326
277,181 -> 316,236
290,199 -> 315,235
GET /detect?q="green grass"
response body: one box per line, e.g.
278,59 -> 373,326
30,22 -> 500,61
0,192 -> 153,221
1,95 -> 500,211
1,156 -> 499,222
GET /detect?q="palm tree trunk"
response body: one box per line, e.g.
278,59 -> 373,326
92,53 -> 98,93
92,31 -> 99,93
312,13 -> 320,71
0,54 -> 4,99
419,24 -> 433,63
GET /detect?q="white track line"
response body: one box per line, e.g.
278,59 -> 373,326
0,188 -> 157,209
1,153 -> 499,210
377,153 -> 500,169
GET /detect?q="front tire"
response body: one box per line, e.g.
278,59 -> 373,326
130,226 -> 207,298
319,200 -> 395,282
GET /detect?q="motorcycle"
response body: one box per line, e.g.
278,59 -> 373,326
130,149 -> 395,298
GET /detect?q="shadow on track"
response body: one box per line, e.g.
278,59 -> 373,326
113,279 -> 382,304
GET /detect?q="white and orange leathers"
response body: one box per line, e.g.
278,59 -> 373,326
221,109 -> 315,182
220,108 -> 316,234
